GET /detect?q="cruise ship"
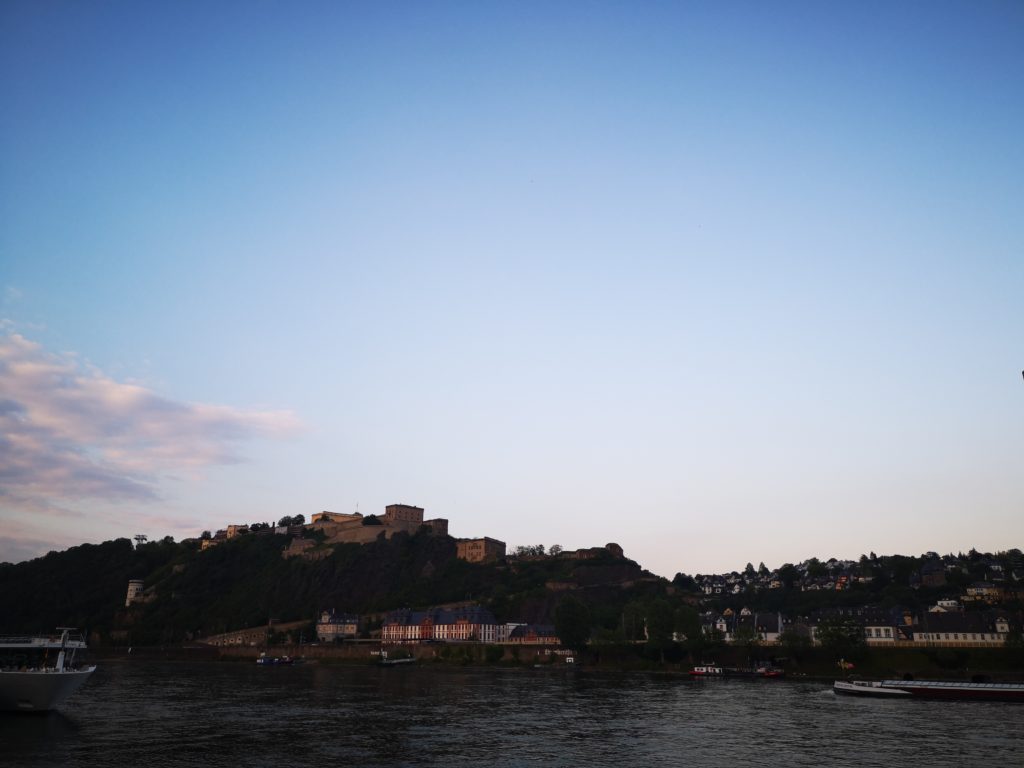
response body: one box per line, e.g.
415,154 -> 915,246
0,628 -> 96,712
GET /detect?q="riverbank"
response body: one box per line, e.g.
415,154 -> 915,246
89,642 -> 1024,681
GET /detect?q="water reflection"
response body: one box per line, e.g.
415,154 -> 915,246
0,710 -> 80,755
2,662 -> 1022,768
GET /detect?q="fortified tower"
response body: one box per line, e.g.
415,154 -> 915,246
125,579 -> 144,607
383,504 -> 424,524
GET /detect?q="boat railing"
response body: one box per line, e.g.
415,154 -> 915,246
0,632 -> 89,649
882,679 -> 1024,690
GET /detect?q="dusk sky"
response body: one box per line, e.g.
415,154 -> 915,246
1,1 -> 1022,577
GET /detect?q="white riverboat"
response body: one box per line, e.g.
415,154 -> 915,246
833,680 -> 912,698
0,628 -> 96,712
834,678 -> 1024,702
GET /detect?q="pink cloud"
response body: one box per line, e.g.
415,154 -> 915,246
0,334 -> 300,559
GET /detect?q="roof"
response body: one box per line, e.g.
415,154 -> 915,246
509,624 -> 557,639
319,610 -> 359,624
918,612 -> 1000,634
384,604 -> 498,627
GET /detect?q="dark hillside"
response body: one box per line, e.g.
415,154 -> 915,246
0,537 -> 184,635
0,531 -> 667,646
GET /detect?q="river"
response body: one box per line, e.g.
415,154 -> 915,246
1,661 -> 1021,767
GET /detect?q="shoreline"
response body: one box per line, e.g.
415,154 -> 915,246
86,643 -> 1024,683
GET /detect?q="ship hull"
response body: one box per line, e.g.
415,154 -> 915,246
896,685 -> 1024,702
834,679 -> 1024,702
0,667 -> 96,712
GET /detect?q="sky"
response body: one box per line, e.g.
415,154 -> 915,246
1,1 -> 1022,577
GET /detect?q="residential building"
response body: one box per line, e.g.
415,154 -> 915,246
508,624 -> 560,645
317,610 -> 360,642
913,611 -> 1009,646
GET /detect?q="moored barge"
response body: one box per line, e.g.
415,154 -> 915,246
834,679 -> 1024,702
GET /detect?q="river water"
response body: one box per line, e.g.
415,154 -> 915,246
1,661 -> 1021,767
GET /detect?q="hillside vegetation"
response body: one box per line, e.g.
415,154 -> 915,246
0,531 -> 668,645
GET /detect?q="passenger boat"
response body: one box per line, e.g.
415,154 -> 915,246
378,650 -> 415,666
834,679 -> 1024,702
689,664 -> 724,676
0,628 -> 96,712
255,653 -> 294,665
690,664 -> 784,678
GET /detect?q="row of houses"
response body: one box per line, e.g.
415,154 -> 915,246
318,606 -> 559,646
695,552 -> 1023,600
701,605 -> 1018,648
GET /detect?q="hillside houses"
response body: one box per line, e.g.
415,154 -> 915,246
688,549 -> 1023,604
697,604 -> 1019,648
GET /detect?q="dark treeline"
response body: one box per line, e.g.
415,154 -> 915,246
3,534 -> 1021,658
0,531 -> 669,646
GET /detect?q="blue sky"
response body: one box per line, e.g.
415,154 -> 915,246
1,1 -> 1022,576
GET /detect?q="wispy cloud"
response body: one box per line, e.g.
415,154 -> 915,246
0,333 -> 300,560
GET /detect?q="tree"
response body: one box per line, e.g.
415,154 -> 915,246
278,516 -> 293,527
806,558 -> 827,578
293,514 -> 305,525
645,599 -> 675,662
778,563 -> 799,589
200,531 -> 212,540
549,544 -> 563,556
758,562 -> 769,577
744,562 -> 756,578
512,544 -> 546,557
779,626 -> 812,659
672,573 -> 698,592
674,606 -> 702,647
554,596 -> 591,654
731,626 -> 760,660
622,601 -> 645,642
815,617 -> 867,659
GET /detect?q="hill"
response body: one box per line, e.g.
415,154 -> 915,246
0,530 -> 671,645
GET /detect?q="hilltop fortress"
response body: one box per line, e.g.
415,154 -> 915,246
199,502 -> 511,565
309,504 -> 450,545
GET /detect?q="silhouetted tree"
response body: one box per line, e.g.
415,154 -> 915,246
555,595 -> 591,654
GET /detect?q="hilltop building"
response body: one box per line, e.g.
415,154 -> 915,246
125,579 -> 144,607
308,504 -> 449,545
456,537 -> 506,563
